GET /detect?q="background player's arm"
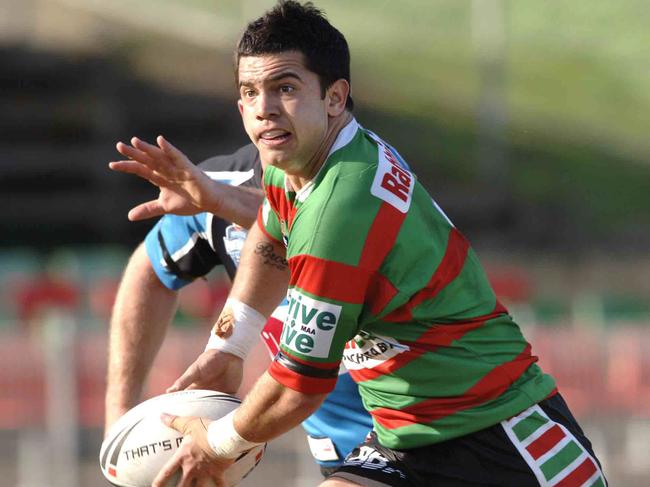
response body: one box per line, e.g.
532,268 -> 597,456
110,136 -> 263,227
104,243 -> 179,431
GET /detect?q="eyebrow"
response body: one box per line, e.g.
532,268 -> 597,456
239,71 -> 303,88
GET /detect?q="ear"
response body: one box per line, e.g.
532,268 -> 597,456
326,79 -> 350,117
237,99 -> 244,116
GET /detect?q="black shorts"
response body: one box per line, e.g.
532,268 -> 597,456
328,394 -> 606,487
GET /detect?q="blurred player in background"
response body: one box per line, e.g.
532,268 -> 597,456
104,141 -> 372,481
111,2 -> 607,486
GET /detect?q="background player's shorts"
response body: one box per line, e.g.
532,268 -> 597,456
329,393 -> 606,487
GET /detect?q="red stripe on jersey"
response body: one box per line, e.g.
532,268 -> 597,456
256,209 -> 283,245
266,183 -> 299,228
268,360 -> 337,394
366,274 -> 399,316
350,319 -> 487,383
289,254 -> 370,303
525,424 -> 566,460
350,304 -> 504,383
359,202 -> 406,270
553,457 -> 598,487
371,343 -> 536,429
266,183 -> 286,216
383,227 -> 470,322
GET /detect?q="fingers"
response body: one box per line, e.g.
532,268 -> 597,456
157,136 -> 190,166
131,137 -> 166,162
108,161 -> 168,187
151,446 -> 183,487
116,137 -> 176,176
116,141 -> 155,165
157,135 -> 178,155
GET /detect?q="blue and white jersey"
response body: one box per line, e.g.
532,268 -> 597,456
145,145 -> 261,287
144,144 -> 372,468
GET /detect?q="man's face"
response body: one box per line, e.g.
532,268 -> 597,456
237,51 -> 330,173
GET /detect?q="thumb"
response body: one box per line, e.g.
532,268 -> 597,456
157,135 -> 184,162
166,365 -> 198,393
160,413 -> 183,432
128,200 -> 165,221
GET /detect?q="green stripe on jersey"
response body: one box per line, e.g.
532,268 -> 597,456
369,365 -> 555,449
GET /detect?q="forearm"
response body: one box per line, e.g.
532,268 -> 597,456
203,182 -> 264,229
234,372 -> 326,443
229,222 -> 289,317
105,243 -> 179,430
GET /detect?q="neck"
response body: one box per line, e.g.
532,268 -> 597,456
286,111 -> 353,192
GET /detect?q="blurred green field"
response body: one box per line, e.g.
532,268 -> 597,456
153,0 -> 650,236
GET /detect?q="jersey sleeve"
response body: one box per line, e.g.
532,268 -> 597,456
144,212 -> 220,291
256,198 -> 284,245
256,165 -> 286,244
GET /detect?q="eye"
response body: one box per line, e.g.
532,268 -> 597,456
242,89 -> 257,98
279,85 -> 295,94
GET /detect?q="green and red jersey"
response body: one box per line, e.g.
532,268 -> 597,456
257,119 -> 556,449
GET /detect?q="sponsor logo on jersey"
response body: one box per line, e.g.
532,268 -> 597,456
370,143 -> 415,213
281,290 -> 341,358
342,331 -> 409,370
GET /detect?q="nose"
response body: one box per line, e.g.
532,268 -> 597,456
255,91 -> 279,121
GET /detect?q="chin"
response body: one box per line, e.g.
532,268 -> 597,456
260,150 -> 290,169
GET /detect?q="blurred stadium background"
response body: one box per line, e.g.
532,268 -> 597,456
1,0 -> 649,485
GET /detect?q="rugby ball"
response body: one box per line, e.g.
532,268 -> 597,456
100,390 -> 265,486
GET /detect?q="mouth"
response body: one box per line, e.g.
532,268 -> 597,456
258,129 -> 292,147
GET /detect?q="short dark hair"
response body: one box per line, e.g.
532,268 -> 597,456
236,1 -> 354,110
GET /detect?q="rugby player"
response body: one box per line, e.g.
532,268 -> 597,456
104,143 -> 372,478
110,2 -> 606,486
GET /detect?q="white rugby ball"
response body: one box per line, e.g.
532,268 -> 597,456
100,390 -> 265,487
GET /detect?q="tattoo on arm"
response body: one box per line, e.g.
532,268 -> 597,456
254,242 -> 288,270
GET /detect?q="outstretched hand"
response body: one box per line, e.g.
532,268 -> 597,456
109,136 -> 219,220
